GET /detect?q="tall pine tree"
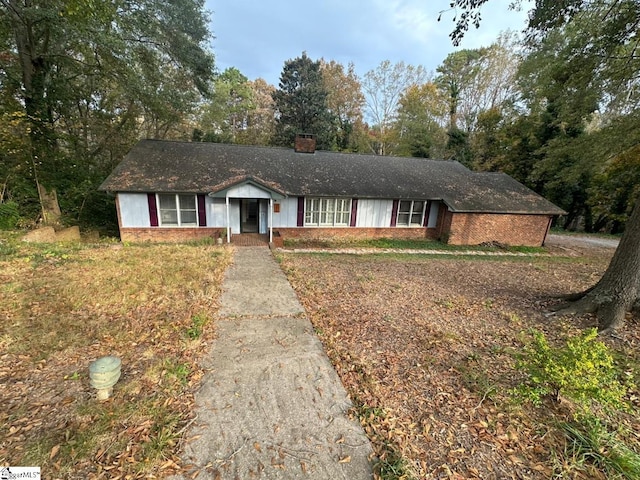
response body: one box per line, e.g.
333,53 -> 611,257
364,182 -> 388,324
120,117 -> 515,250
272,52 -> 335,150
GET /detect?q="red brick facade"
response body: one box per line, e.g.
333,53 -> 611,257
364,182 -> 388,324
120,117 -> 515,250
120,227 -> 223,243
276,227 -> 440,242
446,212 -> 552,246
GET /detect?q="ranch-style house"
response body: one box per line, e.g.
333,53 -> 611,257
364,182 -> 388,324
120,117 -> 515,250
99,135 -> 565,246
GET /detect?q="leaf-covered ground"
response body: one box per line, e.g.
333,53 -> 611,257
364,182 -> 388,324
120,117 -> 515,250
279,248 -> 640,479
0,238 -> 232,479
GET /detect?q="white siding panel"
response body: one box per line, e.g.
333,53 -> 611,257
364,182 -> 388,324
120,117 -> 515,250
118,193 -> 150,227
229,200 -> 241,233
209,198 -> 226,227
356,199 -> 393,227
272,197 -> 299,227
227,183 -> 272,199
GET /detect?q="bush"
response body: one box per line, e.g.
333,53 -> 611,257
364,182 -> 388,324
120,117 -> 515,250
0,201 -> 20,230
514,328 -> 628,408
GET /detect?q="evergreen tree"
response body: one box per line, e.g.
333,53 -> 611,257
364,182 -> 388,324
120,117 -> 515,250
272,52 -> 336,150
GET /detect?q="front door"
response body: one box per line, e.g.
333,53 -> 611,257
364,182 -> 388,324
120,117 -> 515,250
240,199 -> 259,233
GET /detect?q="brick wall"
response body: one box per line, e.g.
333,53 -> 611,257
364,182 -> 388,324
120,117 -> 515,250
118,214 -> 552,246
120,227 -> 223,243
446,213 -> 552,246
276,227 -> 439,242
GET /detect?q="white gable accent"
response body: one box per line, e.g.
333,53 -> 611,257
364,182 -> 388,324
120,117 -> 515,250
225,183 -> 273,199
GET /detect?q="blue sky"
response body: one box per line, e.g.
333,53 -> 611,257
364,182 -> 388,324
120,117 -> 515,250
204,0 -> 533,86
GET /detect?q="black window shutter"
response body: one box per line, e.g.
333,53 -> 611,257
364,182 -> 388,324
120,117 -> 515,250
297,197 -> 304,227
148,193 -> 159,227
350,198 -> 358,227
197,194 -> 207,227
390,199 -> 399,227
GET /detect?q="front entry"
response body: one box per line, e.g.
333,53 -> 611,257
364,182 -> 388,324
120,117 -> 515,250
240,199 -> 259,233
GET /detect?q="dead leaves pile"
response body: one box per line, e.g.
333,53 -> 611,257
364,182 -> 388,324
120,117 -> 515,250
281,253 -> 638,479
0,242 -> 232,479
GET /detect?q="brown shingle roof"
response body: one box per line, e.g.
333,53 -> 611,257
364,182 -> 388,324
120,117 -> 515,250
99,139 -> 565,215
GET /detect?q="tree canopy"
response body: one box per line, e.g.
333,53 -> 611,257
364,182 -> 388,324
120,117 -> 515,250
0,0 -> 214,228
271,52 -> 335,150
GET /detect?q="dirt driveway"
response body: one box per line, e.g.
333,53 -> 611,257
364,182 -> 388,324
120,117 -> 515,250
545,233 -> 619,253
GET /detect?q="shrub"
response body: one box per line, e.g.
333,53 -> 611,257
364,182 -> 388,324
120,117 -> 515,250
514,328 -> 627,408
0,201 -> 20,230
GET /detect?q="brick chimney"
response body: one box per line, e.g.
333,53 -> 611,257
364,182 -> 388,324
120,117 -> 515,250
294,133 -> 316,153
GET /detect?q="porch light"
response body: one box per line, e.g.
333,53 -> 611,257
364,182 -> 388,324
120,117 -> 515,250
89,356 -> 122,401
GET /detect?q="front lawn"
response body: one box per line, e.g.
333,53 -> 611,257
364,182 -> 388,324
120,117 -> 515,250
280,251 -> 640,479
0,234 -> 232,479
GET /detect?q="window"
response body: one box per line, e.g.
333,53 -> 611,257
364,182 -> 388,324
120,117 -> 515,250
396,200 -> 426,227
157,194 -> 197,226
304,198 -> 351,226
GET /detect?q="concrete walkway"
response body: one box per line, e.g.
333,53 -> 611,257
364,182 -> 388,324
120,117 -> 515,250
175,247 -> 374,479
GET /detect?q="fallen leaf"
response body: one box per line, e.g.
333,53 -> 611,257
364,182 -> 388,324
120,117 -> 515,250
338,455 -> 351,463
50,444 -> 61,460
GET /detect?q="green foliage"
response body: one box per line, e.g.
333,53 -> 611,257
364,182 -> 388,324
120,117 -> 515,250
514,329 -> 627,408
559,416 -> 640,479
196,67 -> 254,144
186,313 -> 209,340
0,0 -> 214,227
272,52 -> 336,149
0,201 -> 20,230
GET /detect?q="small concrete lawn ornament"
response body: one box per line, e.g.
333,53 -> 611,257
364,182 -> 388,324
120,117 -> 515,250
89,356 -> 122,401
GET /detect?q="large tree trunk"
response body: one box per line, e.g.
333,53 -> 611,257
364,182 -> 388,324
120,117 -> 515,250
556,196 -> 640,332
9,0 -> 62,224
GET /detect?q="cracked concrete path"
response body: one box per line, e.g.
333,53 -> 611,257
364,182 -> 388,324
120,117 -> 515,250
173,247 -> 374,479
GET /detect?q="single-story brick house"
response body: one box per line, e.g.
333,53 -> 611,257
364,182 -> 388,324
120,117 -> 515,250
99,136 -> 565,246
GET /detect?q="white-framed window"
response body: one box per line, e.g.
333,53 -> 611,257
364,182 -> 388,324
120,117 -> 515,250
396,200 -> 426,227
158,194 -> 197,226
304,198 -> 351,226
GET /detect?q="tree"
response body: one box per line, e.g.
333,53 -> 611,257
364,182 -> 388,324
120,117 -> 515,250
396,82 -> 448,158
0,0 -> 214,226
319,59 -> 365,151
361,60 -> 428,155
272,52 -> 335,150
449,0 -> 640,332
240,78 -> 276,146
197,67 -> 253,143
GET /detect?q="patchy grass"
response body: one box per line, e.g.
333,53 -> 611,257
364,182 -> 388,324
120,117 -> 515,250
283,236 -> 547,254
0,233 -> 232,478
280,251 -> 640,479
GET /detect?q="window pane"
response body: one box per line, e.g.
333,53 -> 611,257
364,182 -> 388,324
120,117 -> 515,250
399,200 -> 412,214
410,213 -> 422,226
305,198 -> 314,211
181,210 -> 197,225
397,213 -> 410,226
161,210 -> 178,225
179,195 -> 196,209
158,194 -> 176,209
338,212 -> 350,225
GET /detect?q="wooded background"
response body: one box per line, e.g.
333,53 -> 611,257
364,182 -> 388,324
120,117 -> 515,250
1,0 -> 639,236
